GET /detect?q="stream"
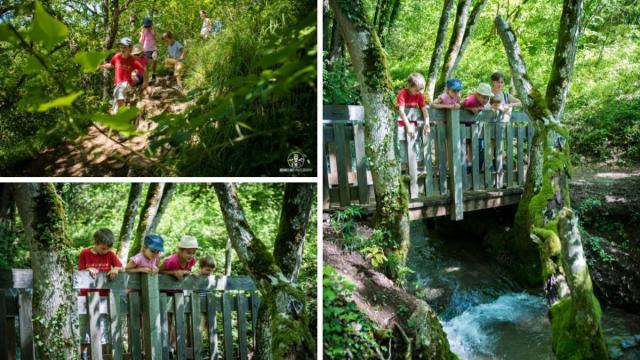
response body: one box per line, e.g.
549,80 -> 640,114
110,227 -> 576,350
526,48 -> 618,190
405,220 -> 640,360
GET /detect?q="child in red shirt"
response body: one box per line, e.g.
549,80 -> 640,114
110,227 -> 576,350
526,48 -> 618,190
396,73 -> 431,137
98,37 -> 147,114
78,229 -> 122,359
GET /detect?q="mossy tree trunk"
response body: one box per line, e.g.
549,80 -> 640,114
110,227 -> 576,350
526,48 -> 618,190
148,182 -> 176,234
425,0 -> 455,101
213,183 -> 315,360
12,183 -> 78,359
496,8 -> 608,359
274,183 -> 315,282
329,0 -> 411,281
128,183 -> 165,259
116,182 -> 143,262
545,0 -> 584,122
435,0 -> 471,94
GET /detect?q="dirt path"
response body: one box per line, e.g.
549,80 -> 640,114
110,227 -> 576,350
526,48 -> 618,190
8,76 -> 190,176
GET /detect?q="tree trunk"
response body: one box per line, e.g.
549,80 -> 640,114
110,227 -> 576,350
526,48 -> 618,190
545,0 -> 584,121
274,184 -> 315,283
116,183 -> 143,263
435,0 -> 472,94
224,237 -> 233,275
329,0 -> 411,282
328,18 -> 344,62
213,183 -> 315,360
148,182 -> 176,234
12,184 -> 77,359
450,0 -> 489,75
496,10 -> 608,359
425,0 -> 455,101
128,183 -> 165,259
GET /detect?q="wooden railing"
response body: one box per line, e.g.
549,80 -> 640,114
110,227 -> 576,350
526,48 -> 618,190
0,269 -> 259,360
323,105 -> 534,220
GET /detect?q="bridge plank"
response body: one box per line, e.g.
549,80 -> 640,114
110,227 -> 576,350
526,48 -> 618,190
87,292 -> 103,360
495,122 -> 505,188
406,127 -> 419,199
460,125 -> 468,191
109,291 -> 123,360
483,123 -> 493,189
436,121 -> 448,195
507,123 -> 514,187
333,123 -> 352,206
237,294 -> 249,360
141,275 -> 162,359
222,293 -> 234,360
73,272 -> 256,291
128,293 -> 142,360
18,290 -> 34,360
207,293 -> 219,360
323,126 -> 331,209
423,122 -> 434,197
323,104 -> 365,122
0,290 -> 8,358
174,293 -> 187,360
472,123 -> 480,190
190,292 -> 202,359
353,123 -> 369,205
159,293 -> 170,360
446,110 -> 464,220
518,125 -> 525,186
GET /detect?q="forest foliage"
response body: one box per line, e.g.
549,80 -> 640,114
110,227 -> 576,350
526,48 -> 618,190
324,0 -> 640,164
0,0 -> 316,176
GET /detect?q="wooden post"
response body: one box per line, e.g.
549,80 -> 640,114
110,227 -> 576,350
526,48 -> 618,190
140,274 -> 162,359
446,109 -> 464,220
353,122 -> 370,205
0,290 -> 8,358
18,290 -> 34,360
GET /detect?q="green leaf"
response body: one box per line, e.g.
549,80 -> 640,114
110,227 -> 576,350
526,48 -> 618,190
74,51 -> 110,73
29,0 -> 68,49
92,107 -> 138,136
0,23 -> 20,45
37,91 -> 83,112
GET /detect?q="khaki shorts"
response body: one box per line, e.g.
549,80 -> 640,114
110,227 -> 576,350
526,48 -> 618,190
164,58 -> 184,76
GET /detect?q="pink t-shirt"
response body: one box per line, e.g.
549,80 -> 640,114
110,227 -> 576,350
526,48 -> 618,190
463,94 -> 486,108
140,28 -> 157,52
437,92 -> 460,105
162,253 -> 196,271
130,252 -> 160,269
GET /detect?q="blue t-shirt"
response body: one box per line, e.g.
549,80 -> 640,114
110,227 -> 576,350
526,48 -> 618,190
167,41 -> 183,59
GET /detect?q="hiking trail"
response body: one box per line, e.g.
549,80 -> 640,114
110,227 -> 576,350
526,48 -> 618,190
10,76 -> 189,176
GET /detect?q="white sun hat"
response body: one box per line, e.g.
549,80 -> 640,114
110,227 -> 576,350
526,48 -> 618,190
476,83 -> 494,97
177,235 -> 199,249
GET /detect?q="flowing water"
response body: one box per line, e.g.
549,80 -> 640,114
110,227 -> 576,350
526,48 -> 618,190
406,220 -> 640,360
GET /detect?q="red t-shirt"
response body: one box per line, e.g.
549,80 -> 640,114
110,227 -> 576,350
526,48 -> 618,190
396,88 -> 427,127
110,53 -> 145,85
78,247 -> 122,296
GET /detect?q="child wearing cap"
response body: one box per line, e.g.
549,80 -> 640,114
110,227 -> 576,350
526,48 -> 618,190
139,17 -> 158,82
130,44 -> 148,89
159,235 -> 198,280
463,83 -> 493,115
126,234 -> 164,274
432,79 -> 462,109
98,37 -> 148,114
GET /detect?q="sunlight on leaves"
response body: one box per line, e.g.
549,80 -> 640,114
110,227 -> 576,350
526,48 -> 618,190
92,107 -> 138,136
29,0 -> 68,49
74,51 -> 111,73
37,91 -> 83,112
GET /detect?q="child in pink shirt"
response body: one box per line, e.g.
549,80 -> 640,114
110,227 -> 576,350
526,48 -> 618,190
432,79 -> 462,109
126,234 -> 164,274
463,83 -> 493,115
139,17 -> 158,82
159,235 -> 198,280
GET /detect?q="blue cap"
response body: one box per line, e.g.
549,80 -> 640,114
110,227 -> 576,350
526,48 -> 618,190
144,234 -> 164,252
143,17 -> 152,27
446,79 -> 463,91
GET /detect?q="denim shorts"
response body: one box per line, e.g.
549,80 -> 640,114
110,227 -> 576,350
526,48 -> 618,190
144,50 -> 158,60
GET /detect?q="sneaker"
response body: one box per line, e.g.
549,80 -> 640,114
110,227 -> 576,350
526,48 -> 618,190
173,84 -> 183,92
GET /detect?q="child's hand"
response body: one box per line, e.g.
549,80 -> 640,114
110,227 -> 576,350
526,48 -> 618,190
139,267 -> 153,274
423,125 -> 430,136
151,267 -> 159,275
406,125 -> 416,138
174,270 -> 190,281
453,103 -> 461,109
87,267 -> 99,278
108,268 -> 119,280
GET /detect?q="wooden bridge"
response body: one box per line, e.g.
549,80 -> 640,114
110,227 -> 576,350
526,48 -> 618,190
323,105 -> 534,220
0,269 -> 259,360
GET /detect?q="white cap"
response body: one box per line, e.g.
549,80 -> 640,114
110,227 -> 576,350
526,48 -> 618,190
177,235 -> 199,249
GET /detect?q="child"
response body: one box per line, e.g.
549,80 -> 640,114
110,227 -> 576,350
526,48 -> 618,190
159,235 -> 198,280
490,95 -> 503,113
161,32 -> 185,91
432,79 -> 462,109
126,234 -> 164,274
198,255 -> 217,276
462,83 -> 493,115
78,229 -> 122,360
199,10 -> 213,39
397,73 -> 431,137
139,17 -> 158,82
98,37 -> 147,114
130,44 -> 148,89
